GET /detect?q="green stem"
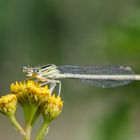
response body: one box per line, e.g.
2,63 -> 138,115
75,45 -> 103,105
25,124 -> 31,140
8,114 -> 29,140
22,103 -> 30,125
22,102 -> 39,140
31,108 -> 40,126
35,119 -> 51,140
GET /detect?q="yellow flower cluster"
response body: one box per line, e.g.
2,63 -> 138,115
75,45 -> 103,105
10,80 -> 63,119
0,80 -> 64,140
0,94 -> 17,116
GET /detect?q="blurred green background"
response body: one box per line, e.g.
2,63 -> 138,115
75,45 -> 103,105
0,0 -> 140,140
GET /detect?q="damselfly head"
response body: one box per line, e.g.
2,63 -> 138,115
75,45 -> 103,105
23,64 -> 59,80
23,66 -> 40,77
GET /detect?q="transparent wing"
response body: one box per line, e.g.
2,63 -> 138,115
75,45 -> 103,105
57,65 -> 134,88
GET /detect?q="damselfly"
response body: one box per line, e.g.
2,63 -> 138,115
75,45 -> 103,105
23,64 -> 140,96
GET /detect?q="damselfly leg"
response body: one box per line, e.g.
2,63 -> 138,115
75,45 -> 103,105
40,79 -> 61,96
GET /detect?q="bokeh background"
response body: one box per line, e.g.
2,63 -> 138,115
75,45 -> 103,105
0,0 -> 140,140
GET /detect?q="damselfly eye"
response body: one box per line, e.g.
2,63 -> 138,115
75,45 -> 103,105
34,69 -> 39,73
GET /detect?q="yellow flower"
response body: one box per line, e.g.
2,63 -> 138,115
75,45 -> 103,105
10,80 -> 50,104
0,94 -> 17,116
42,94 -> 63,120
